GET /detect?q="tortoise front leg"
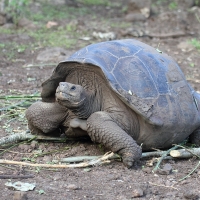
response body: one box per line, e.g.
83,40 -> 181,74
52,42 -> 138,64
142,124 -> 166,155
87,111 -> 142,168
26,101 -> 68,135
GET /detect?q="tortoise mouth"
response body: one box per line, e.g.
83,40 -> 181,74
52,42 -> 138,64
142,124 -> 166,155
56,91 -> 85,106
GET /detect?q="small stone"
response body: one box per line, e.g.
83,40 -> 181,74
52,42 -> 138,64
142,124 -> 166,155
184,190 -> 199,199
142,167 -> 152,174
38,144 -> 45,150
0,14 -> 6,25
83,168 -> 91,172
67,184 -> 79,190
127,0 -> 151,15
30,141 -> 38,149
36,47 -> 70,62
53,174 -> 62,181
132,188 -> 144,198
43,155 -> 52,163
125,13 -> 146,22
46,21 -> 58,29
17,18 -> 37,29
177,41 -> 194,52
158,163 -> 172,175
18,144 -> 30,152
13,191 -> 27,200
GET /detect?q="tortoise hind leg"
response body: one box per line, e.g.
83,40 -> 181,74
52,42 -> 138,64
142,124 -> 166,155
87,111 -> 142,168
189,128 -> 200,146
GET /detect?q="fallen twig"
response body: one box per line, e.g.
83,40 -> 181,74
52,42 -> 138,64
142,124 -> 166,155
152,145 -> 179,172
142,151 -> 169,158
59,151 -> 172,164
0,132 -> 67,146
23,63 -> 57,68
0,174 -> 34,179
149,181 -> 178,190
0,152 -> 116,168
195,13 -> 200,23
178,161 -> 200,182
58,154 -> 120,163
0,132 -> 35,146
59,156 -> 101,163
147,31 -> 189,38
170,147 -> 200,159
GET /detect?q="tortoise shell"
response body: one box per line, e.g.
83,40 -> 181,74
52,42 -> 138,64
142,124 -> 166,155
42,39 -> 199,129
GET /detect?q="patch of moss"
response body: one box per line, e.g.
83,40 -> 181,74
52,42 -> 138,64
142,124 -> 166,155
31,3 -> 90,22
27,27 -> 77,48
191,38 -> 200,50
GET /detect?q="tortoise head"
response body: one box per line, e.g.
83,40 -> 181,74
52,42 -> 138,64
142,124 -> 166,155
56,82 -> 86,109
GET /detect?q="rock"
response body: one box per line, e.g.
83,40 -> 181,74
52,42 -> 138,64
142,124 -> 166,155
43,155 -> 52,163
30,141 -> 38,149
17,18 -> 37,29
183,0 -> 195,8
177,41 -> 194,52
131,188 -> 144,198
53,174 -> 62,181
13,191 -> 28,200
36,47 -> 71,62
125,0 -> 151,22
46,21 -> 58,29
157,163 -> 172,175
125,13 -> 146,22
18,144 -> 31,152
92,31 -> 116,40
67,184 -> 79,190
142,167 -> 152,174
147,11 -> 188,37
2,23 -> 15,29
0,14 -> 6,25
184,190 -> 199,199
65,0 -> 79,7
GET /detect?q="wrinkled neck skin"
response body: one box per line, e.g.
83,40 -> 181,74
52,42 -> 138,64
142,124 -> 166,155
69,89 -> 101,119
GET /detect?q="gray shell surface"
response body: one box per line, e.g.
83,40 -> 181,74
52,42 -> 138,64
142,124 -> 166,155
42,39 -> 199,129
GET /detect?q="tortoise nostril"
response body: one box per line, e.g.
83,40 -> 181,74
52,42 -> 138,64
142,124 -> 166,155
60,82 -> 65,86
59,82 -> 66,88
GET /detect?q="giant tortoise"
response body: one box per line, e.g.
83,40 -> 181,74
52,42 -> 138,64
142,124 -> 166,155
26,39 -> 200,167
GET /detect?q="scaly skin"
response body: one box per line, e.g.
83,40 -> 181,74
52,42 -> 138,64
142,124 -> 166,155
26,101 -> 67,135
87,111 -> 142,168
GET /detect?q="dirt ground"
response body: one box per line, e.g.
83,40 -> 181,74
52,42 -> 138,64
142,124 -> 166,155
0,0 -> 200,199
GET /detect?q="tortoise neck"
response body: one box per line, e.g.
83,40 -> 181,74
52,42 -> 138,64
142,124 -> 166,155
70,90 -> 101,119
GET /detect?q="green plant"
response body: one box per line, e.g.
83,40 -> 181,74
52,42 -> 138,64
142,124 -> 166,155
191,38 -> 200,50
4,0 -> 30,24
189,63 -> 195,67
169,2 -> 178,10
78,0 -> 110,6
27,27 -> 77,48
31,3 -> 89,22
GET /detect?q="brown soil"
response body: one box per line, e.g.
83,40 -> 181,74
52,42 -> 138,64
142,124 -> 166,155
0,1 -> 200,199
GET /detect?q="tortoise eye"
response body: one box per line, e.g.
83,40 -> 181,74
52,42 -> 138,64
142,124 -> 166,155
70,86 -> 76,91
